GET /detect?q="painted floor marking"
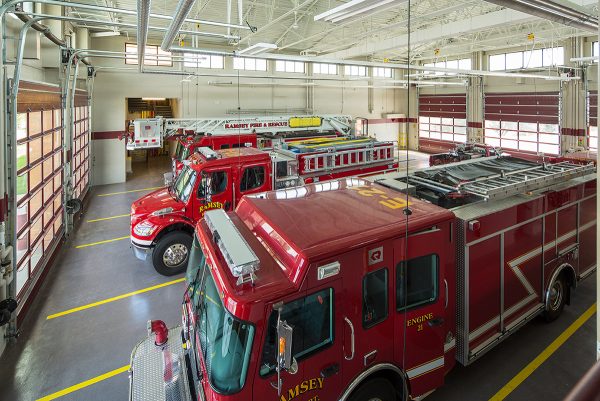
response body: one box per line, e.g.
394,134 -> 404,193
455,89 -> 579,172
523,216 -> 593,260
74,235 -> 130,248
97,186 -> 161,197
87,214 -> 130,223
46,278 -> 185,320
36,364 -> 130,401
488,303 -> 596,401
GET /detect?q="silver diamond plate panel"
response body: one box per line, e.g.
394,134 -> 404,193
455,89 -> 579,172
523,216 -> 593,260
129,326 -> 193,401
454,220 -> 468,366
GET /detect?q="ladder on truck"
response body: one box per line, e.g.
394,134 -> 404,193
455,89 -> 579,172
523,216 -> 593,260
458,161 -> 595,200
126,115 -> 353,150
291,138 -> 395,174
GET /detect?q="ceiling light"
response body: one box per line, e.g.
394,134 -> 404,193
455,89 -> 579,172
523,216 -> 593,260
142,97 -> 167,100
314,0 -> 406,23
91,31 -> 121,37
237,42 -> 277,56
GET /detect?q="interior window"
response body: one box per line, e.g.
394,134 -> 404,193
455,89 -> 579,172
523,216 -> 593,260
240,166 -> 265,192
397,254 -> 438,310
198,171 -> 228,197
259,288 -> 333,376
363,268 -> 388,328
220,144 -> 230,149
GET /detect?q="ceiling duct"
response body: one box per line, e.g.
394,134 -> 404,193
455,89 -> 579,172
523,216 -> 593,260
137,0 -> 151,68
161,0 -> 197,51
483,0 -> 598,32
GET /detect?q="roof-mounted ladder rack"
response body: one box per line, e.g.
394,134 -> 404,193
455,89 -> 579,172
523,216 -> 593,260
301,144 -> 395,174
459,162 -> 595,200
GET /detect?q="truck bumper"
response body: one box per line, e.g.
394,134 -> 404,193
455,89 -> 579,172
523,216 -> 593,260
131,239 -> 153,261
129,325 -> 198,401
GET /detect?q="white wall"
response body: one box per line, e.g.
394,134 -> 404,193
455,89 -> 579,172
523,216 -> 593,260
89,36 -> 407,184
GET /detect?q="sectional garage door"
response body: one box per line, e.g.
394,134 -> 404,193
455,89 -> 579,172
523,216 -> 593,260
419,93 -> 467,144
588,90 -> 597,150
484,92 -> 560,155
15,82 -> 65,300
15,82 -> 91,309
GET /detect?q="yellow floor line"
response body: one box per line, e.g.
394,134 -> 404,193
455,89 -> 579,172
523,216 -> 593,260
47,278 -> 185,320
87,214 -> 130,223
97,186 -> 161,197
74,235 -> 130,248
36,364 -> 130,401
488,303 -> 597,401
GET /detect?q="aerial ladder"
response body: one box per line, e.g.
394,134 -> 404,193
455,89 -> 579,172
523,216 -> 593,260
125,114 -> 355,150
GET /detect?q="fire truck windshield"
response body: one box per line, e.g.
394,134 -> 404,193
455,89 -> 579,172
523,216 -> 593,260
175,141 -> 190,161
173,166 -> 197,203
187,236 -> 255,395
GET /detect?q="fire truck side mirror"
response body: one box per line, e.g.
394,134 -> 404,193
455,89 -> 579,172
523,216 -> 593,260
277,320 -> 297,374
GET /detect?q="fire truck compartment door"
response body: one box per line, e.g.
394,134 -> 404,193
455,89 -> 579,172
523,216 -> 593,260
393,228 -> 448,397
193,167 -> 233,219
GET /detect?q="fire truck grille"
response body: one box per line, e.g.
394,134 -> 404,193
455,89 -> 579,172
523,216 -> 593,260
455,219 -> 468,366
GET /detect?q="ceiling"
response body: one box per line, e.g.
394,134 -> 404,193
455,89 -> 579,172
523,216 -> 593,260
65,0 -> 599,61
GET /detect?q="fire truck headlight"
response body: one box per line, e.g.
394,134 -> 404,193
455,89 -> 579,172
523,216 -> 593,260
133,221 -> 158,237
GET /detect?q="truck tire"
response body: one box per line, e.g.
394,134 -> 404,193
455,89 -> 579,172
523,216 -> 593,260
348,378 -> 398,401
544,273 -> 567,322
152,231 -> 192,276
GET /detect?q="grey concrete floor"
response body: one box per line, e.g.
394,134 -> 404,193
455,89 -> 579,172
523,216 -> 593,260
0,152 -> 596,401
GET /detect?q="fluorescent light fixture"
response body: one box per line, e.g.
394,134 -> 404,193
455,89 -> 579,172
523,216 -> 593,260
142,97 -> 166,100
237,42 -> 277,56
314,0 -> 406,23
91,31 -> 121,37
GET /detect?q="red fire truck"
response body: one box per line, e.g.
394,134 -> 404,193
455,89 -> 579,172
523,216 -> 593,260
428,143 -> 500,166
129,155 -> 595,401
130,137 -> 398,275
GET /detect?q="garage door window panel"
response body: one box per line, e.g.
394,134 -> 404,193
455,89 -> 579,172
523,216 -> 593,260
419,94 -> 467,147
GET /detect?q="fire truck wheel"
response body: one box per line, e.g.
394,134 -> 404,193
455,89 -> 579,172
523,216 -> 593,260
544,274 -> 567,322
152,232 -> 192,276
348,378 -> 398,401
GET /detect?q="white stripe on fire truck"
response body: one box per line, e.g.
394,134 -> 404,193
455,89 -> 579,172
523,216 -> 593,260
444,338 -> 456,353
406,357 -> 445,379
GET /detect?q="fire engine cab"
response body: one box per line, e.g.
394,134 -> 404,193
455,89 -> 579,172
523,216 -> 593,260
130,137 -> 398,275
128,155 -> 595,401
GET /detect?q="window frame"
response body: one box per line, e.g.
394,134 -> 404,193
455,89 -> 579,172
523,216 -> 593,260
396,253 -> 439,312
488,47 -> 564,71
418,116 -> 467,144
362,268 -> 389,329
313,63 -> 337,75
183,53 -> 224,69
233,57 -> 268,71
240,165 -> 266,192
259,287 -> 334,377
125,43 -> 173,67
275,60 -> 305,73
484,120 -> 560,155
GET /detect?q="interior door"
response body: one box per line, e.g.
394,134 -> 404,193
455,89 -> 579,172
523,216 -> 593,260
253,279 -> 344,401
393,228 -> 448,397
193,166 -> 232,220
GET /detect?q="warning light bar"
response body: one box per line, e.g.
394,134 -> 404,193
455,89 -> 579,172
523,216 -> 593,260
204,209 -> 259,285
197,146 -> 218,160
288,116 -> 322,129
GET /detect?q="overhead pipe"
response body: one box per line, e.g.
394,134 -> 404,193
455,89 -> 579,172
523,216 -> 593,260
482,0 -> 597,32
238,0 -> 243,25
13,5 -> 63,46
137,0 -> 151,69
169,45 -> 579,82
227,0 -> 231,36
13,11 -> 240,43
13,10 -> 240,40
161,0 -> 198,51
0,0 -> 249,30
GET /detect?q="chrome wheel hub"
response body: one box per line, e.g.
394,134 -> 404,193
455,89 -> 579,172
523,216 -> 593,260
163,243 -> 188,267
549,280 -> 563,310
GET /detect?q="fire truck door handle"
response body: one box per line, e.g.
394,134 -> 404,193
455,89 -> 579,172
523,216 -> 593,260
444,279 -> 448,309
427,317 -> 445,327
344,317 -> 355,361
320,363 -> 339,378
